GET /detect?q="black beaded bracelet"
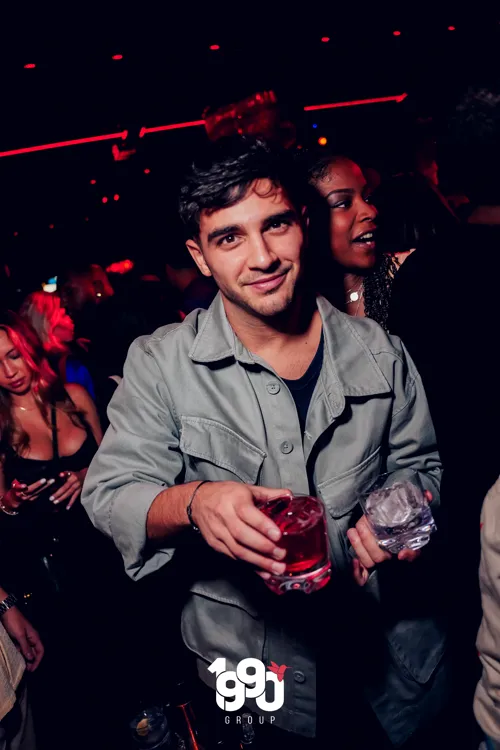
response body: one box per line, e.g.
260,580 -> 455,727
186,480 -> 210,533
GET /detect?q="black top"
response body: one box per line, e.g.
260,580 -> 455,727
4,405 -> 97,489
0,406 -> 99,600
282,331 -> 324,433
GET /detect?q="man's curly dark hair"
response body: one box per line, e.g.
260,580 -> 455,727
178,136 -> 306,239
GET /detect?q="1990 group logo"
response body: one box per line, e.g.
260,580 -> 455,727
208,657 -> 287,712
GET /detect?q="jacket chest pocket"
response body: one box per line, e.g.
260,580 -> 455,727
315,448 -> 382,572
180,416 -> 266,485
316,447 -> 382,521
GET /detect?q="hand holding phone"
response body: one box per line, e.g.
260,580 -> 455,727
49,471 -> 83,510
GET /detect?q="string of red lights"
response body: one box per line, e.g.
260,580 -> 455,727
0,93 -> 407,159
20,25 -> 458,69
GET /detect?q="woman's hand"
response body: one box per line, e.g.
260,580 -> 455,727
50,471 -> 83,509
2,606 -> 44,671
2,477 -> 55,512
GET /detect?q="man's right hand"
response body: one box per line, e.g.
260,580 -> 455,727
190,481 -> 291,575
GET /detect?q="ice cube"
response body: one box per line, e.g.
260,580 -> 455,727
365,481 -> 424,527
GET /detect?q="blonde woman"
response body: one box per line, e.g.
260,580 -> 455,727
0,312 -> 103,748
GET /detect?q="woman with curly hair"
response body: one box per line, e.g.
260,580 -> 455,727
307,153 -> 402,330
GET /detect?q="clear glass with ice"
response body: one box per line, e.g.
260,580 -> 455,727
358,472 -> 436,554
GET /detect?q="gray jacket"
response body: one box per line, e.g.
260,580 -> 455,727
82,295 -> 448,747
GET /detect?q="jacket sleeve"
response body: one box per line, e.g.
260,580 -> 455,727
474,479 -> 500,744
385,339 -> 442,506
81,336 -> 185,580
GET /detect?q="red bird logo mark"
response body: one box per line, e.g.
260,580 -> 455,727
268,662 -> 289,682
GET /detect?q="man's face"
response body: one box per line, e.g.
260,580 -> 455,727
60,273 -> 96,315
186,180 -> 306,319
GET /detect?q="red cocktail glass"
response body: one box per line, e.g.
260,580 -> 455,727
256,494 -> 331,595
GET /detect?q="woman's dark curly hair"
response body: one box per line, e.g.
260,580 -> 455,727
304,150 -> 398,330
362,253 -> 399,330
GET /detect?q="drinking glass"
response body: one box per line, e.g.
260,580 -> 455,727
358,471 -> 437,554
129,706 -> 172,749
255,494 -> 331,595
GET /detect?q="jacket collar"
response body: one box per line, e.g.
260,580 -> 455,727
317,296 -> 391,399
189,293 -> 257,366
189,292 -> 391,399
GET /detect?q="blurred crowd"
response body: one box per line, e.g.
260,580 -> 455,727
0,81 -> 500,750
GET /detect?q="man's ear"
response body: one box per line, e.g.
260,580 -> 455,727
186,239 -> 212,278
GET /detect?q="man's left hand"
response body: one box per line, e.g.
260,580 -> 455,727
348,516 -> 422,587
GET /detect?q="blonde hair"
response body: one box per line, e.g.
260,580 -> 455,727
0,312 -> 83,457
20,291 -> 68,354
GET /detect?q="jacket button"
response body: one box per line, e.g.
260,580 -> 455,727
267,382 -> 280,395
280,440 -> 293,454
293,670 -> 306,683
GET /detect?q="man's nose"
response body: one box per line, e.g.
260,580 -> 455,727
248,234 -> 277,269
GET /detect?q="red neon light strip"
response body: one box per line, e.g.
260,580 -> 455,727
0,94 -> 407,158
140,94 -> 407,134
304,93 -> 407,112
139,120 -> 205,137
0,130 -> 128,158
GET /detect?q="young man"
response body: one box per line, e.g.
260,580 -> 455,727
83,138 -> 448,748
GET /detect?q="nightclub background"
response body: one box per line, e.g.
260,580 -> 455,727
0,6 -> 497,296
1,6 -> 500,750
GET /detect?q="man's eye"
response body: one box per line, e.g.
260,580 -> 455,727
219,234 -> 237,246
267,220 -> 289,231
